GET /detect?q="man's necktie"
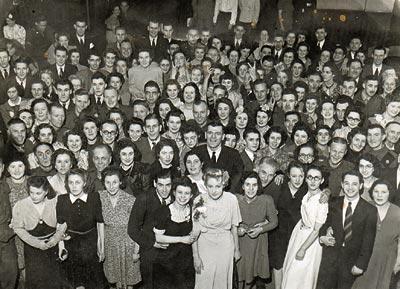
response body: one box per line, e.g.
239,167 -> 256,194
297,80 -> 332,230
59,68 -> 63,78
211,151 -> 217,164
374,68 -> 379,77
79,38 -> 84,45
344,202 -> 353,245
151,38 -> 155,47
162,198 -> 167,206
2,69 -> 8,79
317,41 -> 321,49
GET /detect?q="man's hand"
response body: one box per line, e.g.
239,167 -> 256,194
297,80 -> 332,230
351,265 -> 363,276
154,241 -> 169,249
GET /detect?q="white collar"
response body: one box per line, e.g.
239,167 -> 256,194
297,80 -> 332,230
8,97 -> 21,107
69,193 -> 88,204
57,64 -> 65,69
344,195 -> 360,208
207,146 -> 222,160
244,148 -> 255,161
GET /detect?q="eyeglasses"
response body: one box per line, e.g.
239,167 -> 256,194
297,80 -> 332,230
102,130 -> 117,136
359,164 -> 373,170
299,153 -> 314,159
306,175 -> 322,181
347,116 -> 361,122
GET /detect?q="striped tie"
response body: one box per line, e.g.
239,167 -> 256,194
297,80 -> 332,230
344,202 -> 352,245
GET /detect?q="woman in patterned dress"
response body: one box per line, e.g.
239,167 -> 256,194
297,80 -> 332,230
99,167 -> 141,288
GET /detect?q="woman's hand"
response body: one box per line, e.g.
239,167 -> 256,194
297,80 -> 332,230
237,226 -> 246,237
37,240 -> 51,251
180,235 -> 195,244
58,243 -> 68,262
234,249 -> 241,261
295,248 -> 306,260
247,226 -> 263,239
193,255 -> 204,274
45,238 -> 58,248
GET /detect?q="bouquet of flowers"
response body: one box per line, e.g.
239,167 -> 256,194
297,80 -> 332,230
193,197 -> 207,221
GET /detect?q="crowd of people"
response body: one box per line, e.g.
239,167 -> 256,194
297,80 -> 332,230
0,1 -> 400,289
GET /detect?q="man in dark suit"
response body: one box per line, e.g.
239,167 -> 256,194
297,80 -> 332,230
128,169 -> 173,289
272,34 -> 285,62
135,113 -> 167,165
240,128 -> 260,172
0,49 -> 14,83
360,46 -> 392,81
317,170 -> 377,289
310,26 -> 332,61
9,57 -> 33,99
48,46 -> 77,82
0,49 -> 15,104
137,20 -> 168,63
191,120 -> 244,191
69,19 -> 97,66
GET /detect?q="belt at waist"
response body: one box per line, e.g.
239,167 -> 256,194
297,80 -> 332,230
36,232 -> 56,240
202,230 -> 230,235
67,227 -> 95,235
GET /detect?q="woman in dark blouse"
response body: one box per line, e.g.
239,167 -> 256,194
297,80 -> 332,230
56,168 -> 107,289
114,138 -> 150,196
152,176 -> 197,289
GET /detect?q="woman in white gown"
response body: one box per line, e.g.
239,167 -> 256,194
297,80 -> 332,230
281,165 -> 328,289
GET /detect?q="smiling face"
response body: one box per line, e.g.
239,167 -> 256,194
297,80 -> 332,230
185,154 -> 202,175
288,166 -> 304,189
306,169 -> 323,191
342,174 -> 362,200
7,160 -> 25,180
67,134 -> 83,153
206,125 -> 224,149
104,174 -> 121,196
174,185 -> 193,206
243,177 -> 258,200
119,146 -> 135,167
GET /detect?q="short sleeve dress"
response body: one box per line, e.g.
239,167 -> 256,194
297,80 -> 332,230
153,204 -> 195,289
193,192 -> 242,289
99,190 -> 141,287
56,192 -> 107,289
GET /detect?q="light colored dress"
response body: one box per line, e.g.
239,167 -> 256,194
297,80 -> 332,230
193,192 -> 242,289
99,190 -> 141,287
281,191 -> 328,289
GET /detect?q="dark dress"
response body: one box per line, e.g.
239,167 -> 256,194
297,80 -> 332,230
56,192 -> 107,289
120,162 -> 151,197
269,183 -> 307,269
25,223 -> 60,289
153,205 -> 195,289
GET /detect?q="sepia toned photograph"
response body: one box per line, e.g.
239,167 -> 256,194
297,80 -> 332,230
0,0 -> 399,289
